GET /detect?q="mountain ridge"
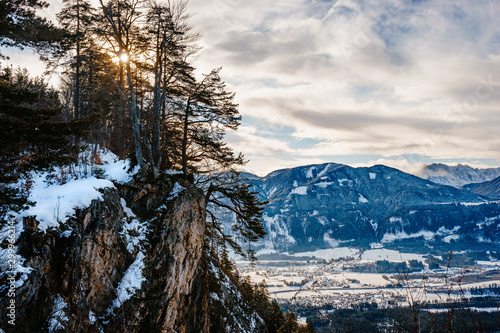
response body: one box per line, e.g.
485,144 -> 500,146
235,162 -> 500,253
464,176 -> 500,199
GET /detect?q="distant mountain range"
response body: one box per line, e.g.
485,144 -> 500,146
416,163 -> 500,188
233,163 -> 500,254
465,176 -> 500,199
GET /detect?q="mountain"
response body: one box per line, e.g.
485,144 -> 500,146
464,176 -> 500,199
238,163 -> 500,253
416,163 -> 500,187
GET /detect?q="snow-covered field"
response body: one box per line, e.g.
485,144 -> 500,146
239,247 -> 500,309
290,247 -> 427,262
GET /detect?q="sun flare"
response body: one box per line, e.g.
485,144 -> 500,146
112,52 -> 129,63
119,53 -> 129,62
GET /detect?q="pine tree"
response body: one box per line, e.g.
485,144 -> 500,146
56,0 -> 96,119
0,0 -> 62,59
0,66 -> 88,222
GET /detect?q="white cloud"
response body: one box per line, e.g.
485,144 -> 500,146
186,0 -> 500,173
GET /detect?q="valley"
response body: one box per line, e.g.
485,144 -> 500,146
237,247 -> 500,324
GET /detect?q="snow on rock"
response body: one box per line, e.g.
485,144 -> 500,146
314,182 -> 334,189
389,217 -> 403,224
89,311 -> 97,325
21,174 -> 115,232
110,252 -> 145,311
121,198 -> 148,253
48,295 -> 69,332
16,148 -> 140,232
306,167 -> 316,178
338,179 -> 353,187
262,214 -> 296,245
166,182 -> 185,200
318,164 -> 332,178
443,235 -> 460,243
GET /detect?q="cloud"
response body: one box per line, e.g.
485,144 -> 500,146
4,0 -> 498,175
186,0 -> 500,173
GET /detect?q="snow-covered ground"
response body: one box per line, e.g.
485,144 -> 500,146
289,247 -> 426,262
0,147 -> 143,294
239,245 -> 500,310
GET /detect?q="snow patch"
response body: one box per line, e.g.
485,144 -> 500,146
262,214 -> 296,244
443,234 -> 460,243
381,230 -> 436,243
49,295 -> 69,332
121,199 -> 148,253
290,186 -> 307,195
369,172 -> 377,180
110,252 -> 146,310
60,230 -> 73,238
167,182 -> 185,200
317,216 -> 328,225
323,233 -> 340,248
89,310 -> 97,325
318,164 -> 331,177
361,249 -> 426,262
315,182 -> 334,189
306,167 -> 316,178
389,217 -> 403,223
21,173 -> 115,231
293,247 -> 359,260
358,194 -> 369,203
338,179 -> 353,187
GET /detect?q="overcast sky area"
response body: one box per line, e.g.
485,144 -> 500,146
2,0 -> 500,176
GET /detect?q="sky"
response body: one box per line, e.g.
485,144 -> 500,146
2,0 -> 500,176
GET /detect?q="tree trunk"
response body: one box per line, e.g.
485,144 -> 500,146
152,38 -> 162,176
74,0 -> 81,119
125,63 -> 147,176
181,99 -> 191,177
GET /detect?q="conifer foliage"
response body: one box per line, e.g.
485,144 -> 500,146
0,66 -> 88,221
0,0 -> 62,58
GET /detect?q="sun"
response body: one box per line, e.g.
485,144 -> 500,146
119,53 -> 129,62
112,51 -> 129,63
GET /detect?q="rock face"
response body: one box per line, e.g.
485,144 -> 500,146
236,163 -> 500,253
1,188 -> 132,332
117,184 -> 210,333
0,179 -> 257,332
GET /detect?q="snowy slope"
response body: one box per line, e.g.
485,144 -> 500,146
237,163 -> 500,253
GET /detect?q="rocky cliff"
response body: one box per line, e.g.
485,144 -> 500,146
0,177 -> 265,332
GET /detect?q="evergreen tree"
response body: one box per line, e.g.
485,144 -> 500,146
278,312 -> 300,333
0,0 -> 62,59
56,0 -> 96,119
0,66 -> 88,221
